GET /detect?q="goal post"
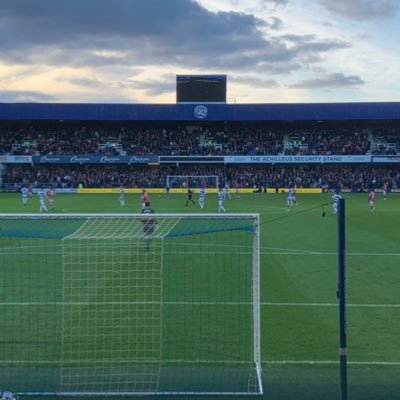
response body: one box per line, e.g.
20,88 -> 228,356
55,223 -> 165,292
166,175 -> 220,189
0,213 -> 262,396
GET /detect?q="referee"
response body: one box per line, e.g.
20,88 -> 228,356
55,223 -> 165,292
185,188 -> 196,206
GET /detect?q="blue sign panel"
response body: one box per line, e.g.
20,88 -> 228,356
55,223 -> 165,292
0,102 -> 399,121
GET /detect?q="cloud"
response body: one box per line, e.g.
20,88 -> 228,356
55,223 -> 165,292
0,0 -> 350,73
58,76 -> 108,89
260,0 -> 289,7
0,90 -> 59,102
56,74 -> 174,99
319,0 -> 399,20
125,78 -> 175,97
290,73 -> 365,88
230,75 -> 280,88
265,16 -> 284,30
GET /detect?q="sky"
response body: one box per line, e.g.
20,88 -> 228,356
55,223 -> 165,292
0,0 -> 399,104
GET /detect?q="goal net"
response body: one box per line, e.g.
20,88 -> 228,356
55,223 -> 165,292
0,213 -> 262,396
166,175 -> 219,189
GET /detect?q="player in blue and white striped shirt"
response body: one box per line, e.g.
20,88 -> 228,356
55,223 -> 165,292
119,185 -> 125,206
332,191 -> 342,214
38,188 -> 48,212
218,189 -> 226,212
21,186 -> 28,205
287,188 -> 294,207
198,187 -> 206,209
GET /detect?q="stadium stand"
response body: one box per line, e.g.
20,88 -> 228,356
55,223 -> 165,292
0,106 -> 399,193
1,121 -> 398,157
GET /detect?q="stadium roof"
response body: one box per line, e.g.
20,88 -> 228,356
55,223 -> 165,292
0,102 -> 399,121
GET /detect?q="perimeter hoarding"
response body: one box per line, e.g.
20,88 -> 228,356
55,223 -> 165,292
224,155 -> 372,163
32,155 -> 158,164
372,156 -> 400,163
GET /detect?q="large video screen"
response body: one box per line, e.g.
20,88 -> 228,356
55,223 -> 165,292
177,75 -> 227,103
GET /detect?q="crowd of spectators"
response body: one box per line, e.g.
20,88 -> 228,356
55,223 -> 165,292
2,122 -> 399,192
370,132 -> 400,155
2,164 -> 398,192
1,122 -> 399,157
284,129 -> 370,155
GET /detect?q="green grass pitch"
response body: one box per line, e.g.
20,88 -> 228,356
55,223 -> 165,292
0,191 -> 399,399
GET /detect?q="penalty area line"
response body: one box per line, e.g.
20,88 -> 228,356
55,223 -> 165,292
261,246 -> 400,257
262,302 -> 400,308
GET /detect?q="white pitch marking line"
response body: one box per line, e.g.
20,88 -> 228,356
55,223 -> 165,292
261,247 -> 400,256
261,252 -> 400,256
262,302 -> 400,308
1,301 -> 400,308
264,360 -> 400,366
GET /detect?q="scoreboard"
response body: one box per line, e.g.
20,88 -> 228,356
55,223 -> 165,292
176,75 -> 227,103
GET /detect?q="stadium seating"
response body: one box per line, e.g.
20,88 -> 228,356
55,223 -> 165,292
1,122 -> 397,157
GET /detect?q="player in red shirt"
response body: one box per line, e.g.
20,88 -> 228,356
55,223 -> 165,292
368,190 -> 375,212
234,181 -> 240,197
48,187 -> 56,210
383,182 -> 388,200
141,189 -> 149,210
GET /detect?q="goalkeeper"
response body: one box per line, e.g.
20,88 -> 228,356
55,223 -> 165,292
140,201 -> 157,253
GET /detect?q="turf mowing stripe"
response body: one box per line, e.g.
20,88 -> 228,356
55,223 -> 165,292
2,359 -> 400,366
1,301 -> 400,307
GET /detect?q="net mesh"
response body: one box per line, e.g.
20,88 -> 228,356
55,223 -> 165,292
166,175 -> 219,189
0,214 -> 261,396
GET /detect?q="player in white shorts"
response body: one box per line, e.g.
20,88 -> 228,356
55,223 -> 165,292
287,188 -> 294,207
332,191 -> 342,214
224,183 -> 231,200
198,187 -> 206,209
21,185 -> 28,205
218,189 -> 226,212
38,188 -> 48,212
119,185 -> 125,206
